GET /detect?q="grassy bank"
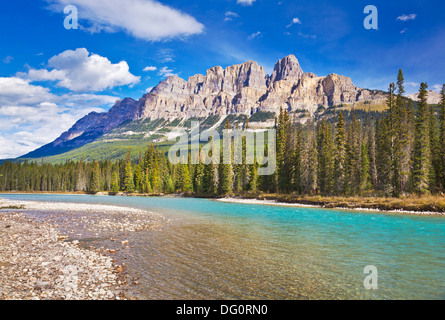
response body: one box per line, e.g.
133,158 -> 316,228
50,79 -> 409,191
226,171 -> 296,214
234,193 -> 445,213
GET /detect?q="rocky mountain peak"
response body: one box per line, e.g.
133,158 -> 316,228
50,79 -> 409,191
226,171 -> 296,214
269,54 -> 304,84
25,54 -> 387,159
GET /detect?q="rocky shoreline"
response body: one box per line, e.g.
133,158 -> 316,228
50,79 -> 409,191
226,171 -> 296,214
0,199 -> 165,300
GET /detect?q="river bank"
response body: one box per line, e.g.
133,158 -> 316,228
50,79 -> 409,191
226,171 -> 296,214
216,194 -> 445,215
0,198 -> 165,300
2,191 -> 445,214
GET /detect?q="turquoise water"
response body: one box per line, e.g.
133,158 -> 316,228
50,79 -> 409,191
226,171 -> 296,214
1,193 -> 444,299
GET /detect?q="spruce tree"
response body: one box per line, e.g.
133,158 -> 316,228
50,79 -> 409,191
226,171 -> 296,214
219,119 -> 233,195
124,154 -> 135,193
412,83 -> 431,195
439,84 -> 445,190
333,112 -> 346,195
111,171 -> 120,193
293,124 -> 303,194
360,142 -> 371,193
182,164 -> 191,192
90,161 -> 101,193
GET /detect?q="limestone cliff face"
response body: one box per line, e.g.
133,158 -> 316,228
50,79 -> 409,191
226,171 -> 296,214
141,54 -> 385,120
27,54 -> 386,158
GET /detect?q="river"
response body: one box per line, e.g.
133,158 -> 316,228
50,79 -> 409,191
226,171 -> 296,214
1,193 -> 444,299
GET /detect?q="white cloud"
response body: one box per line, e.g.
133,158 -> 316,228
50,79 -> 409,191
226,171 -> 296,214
143,66 -> 157,72
145,87 -> 154,93
45,0 -> 204,41
248,31 -> 262,40
224,11 -> 239,22
0,102 -> 99,158
400,28 -> 407,34
155,48 -> 175,63
237,0 -> 255,6
397,14 -> 417,21
158,66 -> 177,78
286,17 -> 302,28
432,84 -> 443,93
3,56 -> 13,64
405,82 -> 419,88
19,48 -> 140,92
0,77 -> 56,106
0,76 -> 118,158
298,31 -> 317,39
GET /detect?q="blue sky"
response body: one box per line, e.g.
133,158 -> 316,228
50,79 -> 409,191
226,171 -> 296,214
0,0 -> 444,158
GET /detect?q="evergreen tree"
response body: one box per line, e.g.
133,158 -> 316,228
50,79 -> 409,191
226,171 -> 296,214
124,153 -> 135,193
360,142 -> 371,193
219,119 -> 233,194
333,112 -> 346,195
412,83 -> 431,195
429,105 -> 439,192
90,161 -> 101,193
293,124 -> 303,194
111,171 -> 120,193
182,164 -> 191,192
439,84 -> 445,190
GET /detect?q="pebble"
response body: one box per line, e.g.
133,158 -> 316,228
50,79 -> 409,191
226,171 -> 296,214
0,211 -> 128,300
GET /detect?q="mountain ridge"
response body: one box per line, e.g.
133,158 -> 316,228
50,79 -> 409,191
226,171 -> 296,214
20,54 -> 386,159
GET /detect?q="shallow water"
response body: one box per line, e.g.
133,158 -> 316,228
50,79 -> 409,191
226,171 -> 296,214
1,193 -> 444,299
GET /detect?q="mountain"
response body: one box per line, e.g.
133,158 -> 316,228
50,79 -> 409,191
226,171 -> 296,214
408,90 -> 442,105
20,54 -> 386,159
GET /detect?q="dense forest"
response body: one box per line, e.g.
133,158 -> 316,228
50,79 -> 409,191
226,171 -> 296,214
1,71 -> 444,198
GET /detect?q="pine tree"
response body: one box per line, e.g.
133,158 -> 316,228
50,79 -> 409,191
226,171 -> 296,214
219,119 -> 233,194
333,112 -> 346,195
345,114 -> 361,195
317,119 -> 334,195
134,164 -> 142,192
111,171 -> 120,193
429,105 -> 439,192
439,84 -> 445,191
360,142 -> 371,193
396,70 -> 412,194
182,164 -> 191,192
90,161 -> 101,193
412,83 -> 431,195
124,155 -> 135,193
277,109 -> 293,193
293,124 -> 303,194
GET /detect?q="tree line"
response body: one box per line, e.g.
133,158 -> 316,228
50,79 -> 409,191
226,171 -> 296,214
1,70 -> 444,197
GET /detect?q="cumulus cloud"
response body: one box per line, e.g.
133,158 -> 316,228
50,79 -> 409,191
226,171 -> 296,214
19,48 -> 140,92
0,77 -> 56,106
237,0 -> 255,6
0,76 -> 119,158
45,0 -> 204,41
143,66 -> 157,72
397,14 -> 417,21
248,31 -> 262,40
